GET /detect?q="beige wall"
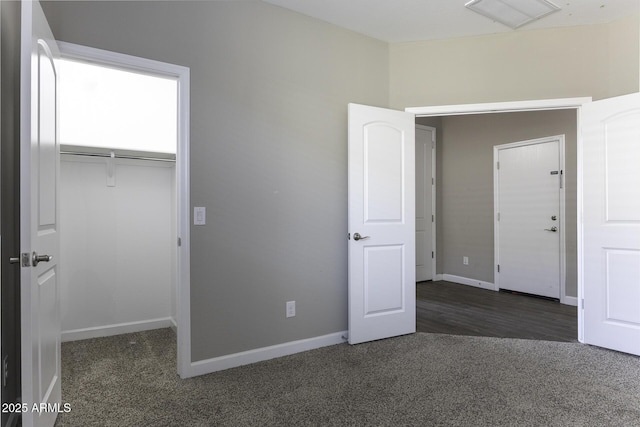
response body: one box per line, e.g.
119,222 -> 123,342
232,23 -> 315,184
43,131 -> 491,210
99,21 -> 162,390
437,110 -> 578,298
42,0 -> 389,361
390,16 -> 640,109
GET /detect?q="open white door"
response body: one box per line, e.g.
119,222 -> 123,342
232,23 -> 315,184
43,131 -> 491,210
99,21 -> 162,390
582,92 -> 640,356
20,2 -> 61,426
348,103 -> 416,345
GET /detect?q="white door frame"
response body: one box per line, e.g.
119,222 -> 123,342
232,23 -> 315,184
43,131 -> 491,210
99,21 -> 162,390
493,135 -> 566,302
407,97 -> 591,343
56,42 -> 192,377
415,124 -> 437,281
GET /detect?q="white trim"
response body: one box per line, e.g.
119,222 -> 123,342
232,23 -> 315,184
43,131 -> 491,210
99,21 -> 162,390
563,296 -> 578,307
415,124 -> 437,281
57,42 -> 192,377
493,135 -> 567,301
576,106 -> 585,343
407,97 -> 592,117
442,274 -> 495,291
433,274 -> 444,281
183,331 -> 347,378
61,318 -> 175,342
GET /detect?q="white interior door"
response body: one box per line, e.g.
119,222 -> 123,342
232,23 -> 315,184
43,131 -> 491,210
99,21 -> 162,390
582,92 -> 640,356
415,126 -> 435,282
348,103 -> 416,345
20,2 -> 61,426
495,137 -> 563,299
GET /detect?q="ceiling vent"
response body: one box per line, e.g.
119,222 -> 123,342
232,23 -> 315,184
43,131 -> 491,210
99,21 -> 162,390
465,0 -> 561,29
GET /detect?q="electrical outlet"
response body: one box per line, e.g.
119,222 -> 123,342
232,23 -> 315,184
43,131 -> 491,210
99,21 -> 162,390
286,301 -> 296,318
463,256 -> 469,265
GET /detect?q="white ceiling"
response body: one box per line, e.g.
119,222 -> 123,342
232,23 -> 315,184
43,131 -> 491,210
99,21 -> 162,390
262,0 -> 640,43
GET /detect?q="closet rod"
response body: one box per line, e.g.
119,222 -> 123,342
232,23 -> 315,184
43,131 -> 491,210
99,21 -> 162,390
60,151 -> 176,163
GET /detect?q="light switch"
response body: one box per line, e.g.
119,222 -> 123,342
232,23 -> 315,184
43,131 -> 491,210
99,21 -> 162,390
194,207 -> 206,225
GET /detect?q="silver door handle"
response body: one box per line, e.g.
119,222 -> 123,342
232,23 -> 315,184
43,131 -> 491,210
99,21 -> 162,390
353,233 -> 370,241
32,252 -> 53,267
544,226 -> 558,232
9,257 -> 20,264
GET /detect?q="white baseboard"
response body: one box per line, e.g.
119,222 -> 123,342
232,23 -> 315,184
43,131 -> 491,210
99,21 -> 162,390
433,274 -> 444,281
184,331 -> 348,378
562,296 -> 578,306
61,317 -> 175,342
442,274 -> 496,291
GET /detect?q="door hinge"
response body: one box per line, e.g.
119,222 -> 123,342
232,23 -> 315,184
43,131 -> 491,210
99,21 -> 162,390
431,177 -> 434,185
497,212 -> 500,221
560,170 -> 563,189
497,264 -> 500,273
432,214 -> 434,222
431,251 -> 434,259
177,237 -> 182,247
496,161 -> 500,170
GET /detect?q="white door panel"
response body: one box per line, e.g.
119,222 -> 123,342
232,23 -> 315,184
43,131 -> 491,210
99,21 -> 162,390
495,137 -> 563,299
415,126 -> 435,281
348,104 -> 415,345
20,2 -> 61,426
582,92 -> 640,356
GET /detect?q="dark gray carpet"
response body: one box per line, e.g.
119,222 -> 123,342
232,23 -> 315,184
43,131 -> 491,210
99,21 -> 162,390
56,328 -> 640,426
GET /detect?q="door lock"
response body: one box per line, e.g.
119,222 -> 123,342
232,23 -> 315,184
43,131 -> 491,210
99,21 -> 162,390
551,215 -> 557,221
10,253 -> 31,267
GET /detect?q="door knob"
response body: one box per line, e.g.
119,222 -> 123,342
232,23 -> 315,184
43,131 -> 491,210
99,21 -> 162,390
544,226 -> 558,232
32,252 -> 53,267
353,233 -> 370,241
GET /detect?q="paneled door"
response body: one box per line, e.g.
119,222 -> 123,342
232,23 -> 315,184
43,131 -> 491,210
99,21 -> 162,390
582,93 -> 640,356
20,2 -> 62,426
415,126 -> 435,282
495,136 -> 564,299
348,103 -> 416,344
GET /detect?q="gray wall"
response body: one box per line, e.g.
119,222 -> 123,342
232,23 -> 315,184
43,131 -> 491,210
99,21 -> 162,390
41,1 -> 389,361
439,110 -> 578,297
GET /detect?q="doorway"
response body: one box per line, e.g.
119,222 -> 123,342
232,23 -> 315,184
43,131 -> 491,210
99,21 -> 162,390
56,42 -> 191,375
409,104 -> 581,308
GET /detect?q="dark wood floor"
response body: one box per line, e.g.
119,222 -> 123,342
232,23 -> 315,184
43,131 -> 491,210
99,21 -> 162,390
416,280 -> 578,342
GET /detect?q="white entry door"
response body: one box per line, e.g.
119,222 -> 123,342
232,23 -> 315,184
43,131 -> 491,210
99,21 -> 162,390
348,103 -> 416,345
415,126 -> 435,282
582,93 -> 640,356
20,2 -> 62,426
495,137 -> 563,299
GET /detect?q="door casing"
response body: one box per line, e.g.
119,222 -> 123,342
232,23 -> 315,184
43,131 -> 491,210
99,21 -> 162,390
407,97 -> 591,343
